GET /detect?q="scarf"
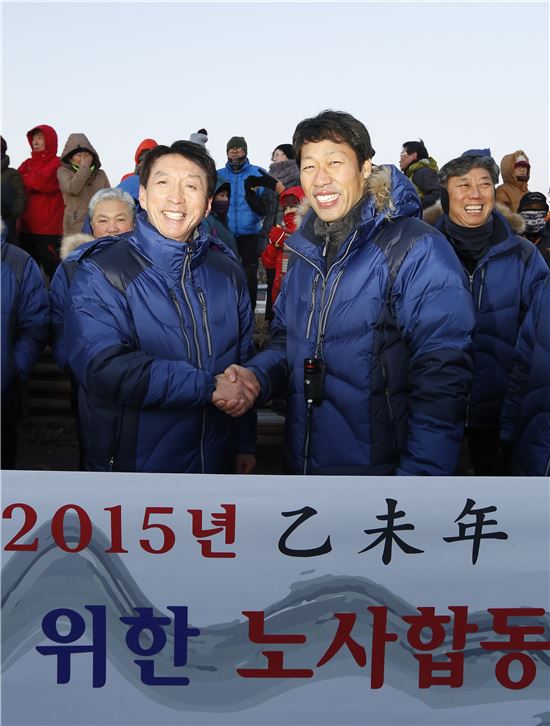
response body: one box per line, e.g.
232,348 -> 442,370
443,215 -> 494,272
268,159 -> 300,189
313,198 -> 365,270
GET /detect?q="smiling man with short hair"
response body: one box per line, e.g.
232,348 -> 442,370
64,140 -> 258,474
217,110 -> 476,476
437,152 -> 549,474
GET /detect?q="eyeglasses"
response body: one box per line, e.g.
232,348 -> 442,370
399,150 -> 409,158
272,150 -> 286,160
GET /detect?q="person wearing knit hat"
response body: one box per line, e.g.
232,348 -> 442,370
190,129 -> 208,147
517,191 -> 550,265
217,136 -> 270,309
272,144 -> 295,161
226,136 -> 247,156
495,149 -> 531,212
437,152 -> 549,474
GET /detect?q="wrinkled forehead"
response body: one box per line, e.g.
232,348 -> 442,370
93,199 -> 131,218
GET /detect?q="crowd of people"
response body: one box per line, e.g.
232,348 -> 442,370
1,114 -> 549,476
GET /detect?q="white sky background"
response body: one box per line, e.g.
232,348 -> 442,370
2,1 -> 549,195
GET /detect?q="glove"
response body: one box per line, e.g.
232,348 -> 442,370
245,171 -> 278,192
268,226 -> 287,247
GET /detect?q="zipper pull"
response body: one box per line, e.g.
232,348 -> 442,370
323,230 -> 330,257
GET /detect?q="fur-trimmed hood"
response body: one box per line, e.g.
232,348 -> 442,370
422,200 -> 525,235
60,232 -> 94,260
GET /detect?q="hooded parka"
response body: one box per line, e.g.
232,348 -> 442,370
247,166 -> 475,476
495,150 -> 530,212
17,124 -> 64,236
57,133 -> 110,235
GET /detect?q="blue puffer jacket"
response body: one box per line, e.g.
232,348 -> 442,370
438,211 -> 549,429
246,166 -> 475,476
65,212 -> 256,473
50,234 -> 131,370
501,277 -> 550,476
217,159 -> 266,236
1,238 -> 50,418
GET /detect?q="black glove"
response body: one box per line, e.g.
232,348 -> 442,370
245,171 -> 278,192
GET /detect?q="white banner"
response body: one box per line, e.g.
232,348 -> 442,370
1,471 -> 549,725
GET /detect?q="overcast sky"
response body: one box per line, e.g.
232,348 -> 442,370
2,1 -> 549,194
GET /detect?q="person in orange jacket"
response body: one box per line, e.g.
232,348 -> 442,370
261,185 -> 305,304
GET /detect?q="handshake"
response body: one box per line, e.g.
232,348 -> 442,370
212,365 -> 260,417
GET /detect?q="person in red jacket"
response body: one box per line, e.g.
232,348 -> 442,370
261,185 -> 304,304
17,124 -> 64,279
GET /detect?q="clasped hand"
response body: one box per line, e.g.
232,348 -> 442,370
212,365 -> 260,417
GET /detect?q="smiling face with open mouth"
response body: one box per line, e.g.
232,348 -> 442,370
299,139 -> 372,223
447,167 -> 495,228
139,154 -> 211,242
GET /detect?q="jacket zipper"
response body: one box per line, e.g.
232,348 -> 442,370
315,268 -> 345,358
169,289 -> 192,360
181,246 -> 207,470
180,247 -> 202,368
286,232 -> 357,474
108,408 -> 124,471
313,231 -> 358,357
544,455 -> 550,478
477,266 -> 486,310
305,273 -> 320,339
197,288 -> 213,357
464,261 -> 486,428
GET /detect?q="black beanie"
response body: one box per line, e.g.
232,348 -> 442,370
273,143 -> 295,160
227,136 -> 247,154
1,136 -> 6,157
518,192 -> 549,213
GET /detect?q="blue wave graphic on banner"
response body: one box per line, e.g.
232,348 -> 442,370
2,515 -> 549,715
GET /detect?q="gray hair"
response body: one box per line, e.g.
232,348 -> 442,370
88,187 -> 136,219
439,155 -> 500,187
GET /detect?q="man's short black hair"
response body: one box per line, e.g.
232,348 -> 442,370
402,139 -> 429,160
293,110 -> 375,168
140,140 -> 217,198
